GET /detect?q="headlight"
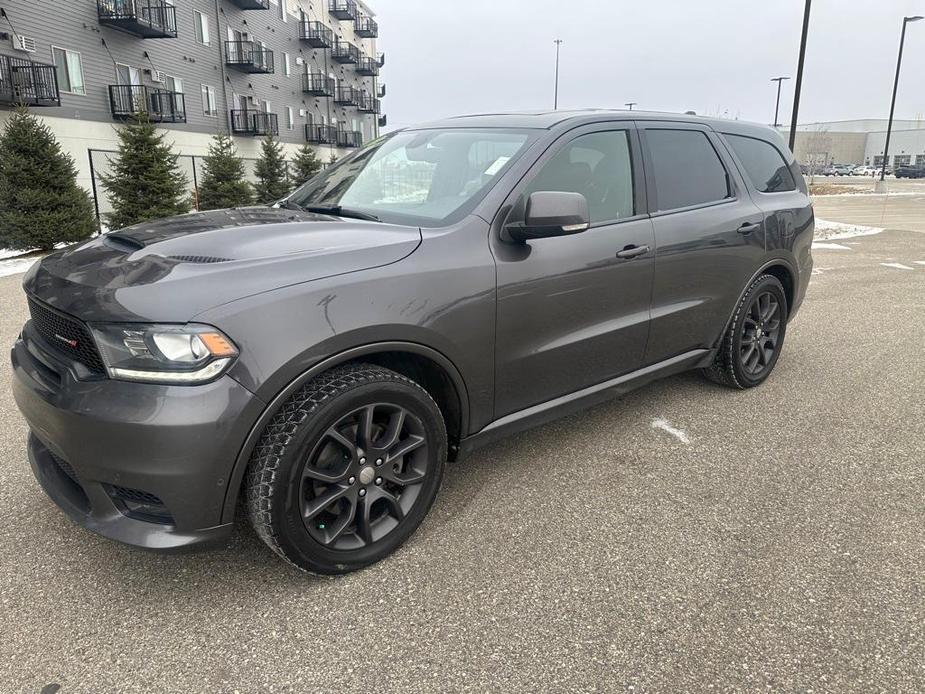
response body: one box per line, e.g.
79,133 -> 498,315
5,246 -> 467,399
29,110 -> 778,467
90,323 -> 238,384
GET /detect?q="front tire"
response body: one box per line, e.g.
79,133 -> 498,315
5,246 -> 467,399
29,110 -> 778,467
702,274 -> 788,389
246,363 -> 447,574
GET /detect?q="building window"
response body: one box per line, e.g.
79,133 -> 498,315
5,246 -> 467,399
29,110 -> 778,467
893,154 -> 911,166
194,10 -> 210,46
165,75 -> 183,94
916,154 -> 925,167
201,84 -> 217,116
283,53 -> 291,76
873,155 -> 885,167
51,46 -> 85,95
286,106 -> 294,130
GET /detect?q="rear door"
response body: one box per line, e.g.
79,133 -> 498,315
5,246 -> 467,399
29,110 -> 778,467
639,122 -> 766,364
492,123 -> 655,417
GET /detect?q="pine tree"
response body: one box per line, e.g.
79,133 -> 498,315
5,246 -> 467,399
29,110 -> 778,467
98,117 -> 190,230
290,143 -> 323,188
198,133 -> 254,210
0,107 -> 96,251
253,134 -> 291,204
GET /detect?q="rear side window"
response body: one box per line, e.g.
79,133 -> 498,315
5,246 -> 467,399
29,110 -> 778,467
645,129 -> 730,211
724,134 -> 796,193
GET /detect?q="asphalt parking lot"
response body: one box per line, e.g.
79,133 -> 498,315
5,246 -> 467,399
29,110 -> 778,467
1,197 -> 923,692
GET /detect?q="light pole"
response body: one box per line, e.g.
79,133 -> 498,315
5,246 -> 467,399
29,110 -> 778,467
553,39 -> 563,110
770,76 -> 790,128
625,102 -> 637,110
788,0 -> 812,151
879,15 -> 923,186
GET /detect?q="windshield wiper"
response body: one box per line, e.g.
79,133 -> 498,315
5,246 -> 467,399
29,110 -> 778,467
302,204 -> 380,222
278,198 -> 305,211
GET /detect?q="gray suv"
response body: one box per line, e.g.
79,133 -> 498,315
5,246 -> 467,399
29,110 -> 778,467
12,111 -> 813,574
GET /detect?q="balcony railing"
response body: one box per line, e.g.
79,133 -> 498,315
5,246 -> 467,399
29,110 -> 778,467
230,109 -> 279,136
378,114 -> 387,128
356,93 -> 380,114
225,41 -> 275,73
298,21 -> 333,48
377,83 -> 386,98
0,55 -> 60,107
302,72 -> 335,97
108,84 -> 185,122
354,16 -> 378,38
336,129 -> 362,148
226,0 -> 270,9
305,123 -> 337,144
333,85 -> 356,105
332,39 -> 359,64
329,0 -> 357,21
377,52 -> 385,67
96,0 -> 177,38
356,56 -> 379,76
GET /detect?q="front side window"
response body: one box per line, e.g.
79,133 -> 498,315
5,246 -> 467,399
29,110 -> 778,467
52,47 -> 85,95
723,134 -> 796,193
524,131 -> 634,224
646,129 -> 730,211
289,128 -> 535,226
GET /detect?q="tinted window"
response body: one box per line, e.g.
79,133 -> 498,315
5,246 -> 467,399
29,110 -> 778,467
725,134 -> 796,193
646,129 -> 730,211
526,131 -> 634,223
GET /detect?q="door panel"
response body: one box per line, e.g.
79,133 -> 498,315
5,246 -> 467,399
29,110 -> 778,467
492,125 -> 654,418
640,123 -> 766,364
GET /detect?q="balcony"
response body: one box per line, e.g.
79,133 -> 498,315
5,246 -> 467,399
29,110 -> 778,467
333,85 -> 356,105
305,123 -> 337,144
302,72 -> 335,97
378,114 -> 387,128
231,109 -> 279,136
336,129 -> 362,148
356,93 -> 380,114
225,41 -> 274,73
332,39 -> 359,64
377,52 -> 385,67
377,83 -> 386,98
96,0 -> 177,39
356,56 -> 379,76
108,85 -> 186,122
226,0 -> 270,9
298,21 -> 333,48
354,16 -> 378,38
0,55 -> 60,107
329,0 -> 357,21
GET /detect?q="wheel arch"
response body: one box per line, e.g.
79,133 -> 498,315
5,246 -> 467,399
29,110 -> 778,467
713,258 -> 797,351
221,341 -> 470,523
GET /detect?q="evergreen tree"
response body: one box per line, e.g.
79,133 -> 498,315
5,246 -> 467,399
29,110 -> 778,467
290,143 -> 323,188
0,107 -> 96,251
198,133 -> 254,210
98,117 -> 189,230
253,134 -> 290,204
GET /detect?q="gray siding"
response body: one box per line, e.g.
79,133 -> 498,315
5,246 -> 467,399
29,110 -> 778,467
0,0 -> 381,147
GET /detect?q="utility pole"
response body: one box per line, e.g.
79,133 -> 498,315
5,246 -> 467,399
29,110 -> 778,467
880,16 -> 923,187
553,39 -> 563,110
625,102 -> 637,111
788,0 -> 812,151
770,76 -> 790,128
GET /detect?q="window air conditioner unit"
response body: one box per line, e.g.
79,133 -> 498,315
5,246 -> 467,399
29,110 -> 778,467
14,35 -> 37,53
148,69 -> 167,84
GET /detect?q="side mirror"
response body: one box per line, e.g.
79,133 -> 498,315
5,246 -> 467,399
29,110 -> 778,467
504,191 -> 591,243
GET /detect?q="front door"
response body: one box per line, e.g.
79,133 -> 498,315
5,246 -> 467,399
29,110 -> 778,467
492,124 -> 655,417
114,63 -> 143,113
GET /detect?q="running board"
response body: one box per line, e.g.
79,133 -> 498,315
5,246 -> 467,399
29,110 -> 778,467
456,349 -> 711,460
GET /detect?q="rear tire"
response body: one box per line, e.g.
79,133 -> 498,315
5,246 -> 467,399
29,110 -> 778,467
246,363 -> 447,574
702,274 -> 788,389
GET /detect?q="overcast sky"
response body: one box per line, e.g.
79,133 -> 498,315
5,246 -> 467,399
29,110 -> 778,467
373,0 -> 925,130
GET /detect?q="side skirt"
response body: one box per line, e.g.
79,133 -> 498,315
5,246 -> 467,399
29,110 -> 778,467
456,348 -> 712,460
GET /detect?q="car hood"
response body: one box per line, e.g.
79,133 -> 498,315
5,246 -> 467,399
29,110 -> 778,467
24,207 -> 422,323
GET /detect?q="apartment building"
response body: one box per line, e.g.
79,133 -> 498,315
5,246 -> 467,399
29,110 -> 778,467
0,0 -> 385,198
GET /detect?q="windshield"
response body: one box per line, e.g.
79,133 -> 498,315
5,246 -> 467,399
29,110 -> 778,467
288,128 -> 536,226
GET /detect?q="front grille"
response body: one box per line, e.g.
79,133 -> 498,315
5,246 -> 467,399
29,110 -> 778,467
110,485 -> 163,505
106,485 -> 174,525
49,450 -> 79,484
27,298 -> 107,374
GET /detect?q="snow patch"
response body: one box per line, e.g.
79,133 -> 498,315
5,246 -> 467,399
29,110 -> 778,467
0,257 -> 38,278
651,418 -> 691,444
880,262 -> 914,271
813,219 -> 884,241
812,242 -> 852,250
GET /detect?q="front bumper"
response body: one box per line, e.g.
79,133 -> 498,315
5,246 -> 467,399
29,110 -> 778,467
11,323 -> 265,550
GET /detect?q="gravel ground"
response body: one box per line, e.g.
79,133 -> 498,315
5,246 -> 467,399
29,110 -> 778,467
0,220 -> 923,693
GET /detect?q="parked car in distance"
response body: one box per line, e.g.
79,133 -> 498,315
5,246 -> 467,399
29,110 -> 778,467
894,164 -> 925,178
12,110 -> 814,574
852,164 -> 875,176
832,164 -> 856,176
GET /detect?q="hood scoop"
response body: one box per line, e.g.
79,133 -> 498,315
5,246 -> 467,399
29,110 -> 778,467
105,233 -> 146,252
167,255 -> 233,264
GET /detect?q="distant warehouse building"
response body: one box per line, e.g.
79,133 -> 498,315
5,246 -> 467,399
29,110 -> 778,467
0,0 -> 385,215
784,119 -> 925,168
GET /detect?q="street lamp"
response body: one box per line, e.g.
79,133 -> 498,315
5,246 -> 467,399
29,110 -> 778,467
788,0 -> 812,150
770,76 -> 790,128
879,15 -> 923,186
553,39 -> 563,110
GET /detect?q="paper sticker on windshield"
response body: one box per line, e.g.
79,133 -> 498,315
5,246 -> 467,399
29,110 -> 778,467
484,156 -> 510,176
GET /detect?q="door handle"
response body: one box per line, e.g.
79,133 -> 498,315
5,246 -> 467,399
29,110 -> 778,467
616,244 -> 650,259
737,222 -> 762,234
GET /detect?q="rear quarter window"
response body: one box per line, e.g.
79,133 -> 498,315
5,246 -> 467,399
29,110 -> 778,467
645,129 -> 731,211
724,134 -> 796,193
